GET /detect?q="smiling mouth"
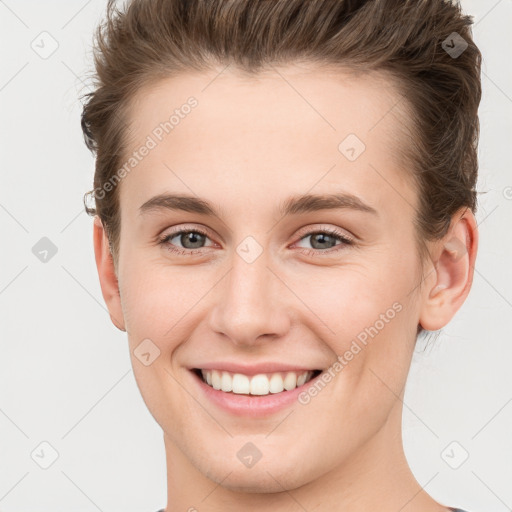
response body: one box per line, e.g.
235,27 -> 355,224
192,368 -> 322,396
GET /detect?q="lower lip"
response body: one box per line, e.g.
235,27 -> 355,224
190,370 -> 321,417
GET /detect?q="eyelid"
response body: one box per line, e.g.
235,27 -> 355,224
158,223 -> 213,241
293,224 -> 355,243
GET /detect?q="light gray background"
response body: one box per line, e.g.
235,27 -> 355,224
1,1 -> 511,511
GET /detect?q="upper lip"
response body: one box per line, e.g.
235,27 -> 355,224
190,362 -> 323,376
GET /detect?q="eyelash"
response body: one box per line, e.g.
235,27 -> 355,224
158,226 -> 354,257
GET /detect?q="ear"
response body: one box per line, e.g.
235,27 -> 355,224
419,208 -> 478,331
93,216 -> 126,332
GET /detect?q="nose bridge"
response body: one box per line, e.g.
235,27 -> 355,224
209,240 -> 289,345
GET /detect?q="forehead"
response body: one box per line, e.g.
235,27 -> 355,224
120,65 -> 417,220
127,64 -> 408,146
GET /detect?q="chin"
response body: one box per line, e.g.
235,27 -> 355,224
210,467 -> 305,494
198,449 -> 313,493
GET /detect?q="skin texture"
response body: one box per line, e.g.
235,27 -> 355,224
93,65 -> 478,512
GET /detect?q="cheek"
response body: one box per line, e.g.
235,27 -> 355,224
118,259 -> 210,339
292,259 -> 418,391
119,264 -> 202,432
289,259 -> 410,339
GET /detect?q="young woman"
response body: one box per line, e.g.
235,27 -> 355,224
81,0 -> 481,510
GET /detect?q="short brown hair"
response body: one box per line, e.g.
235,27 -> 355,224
81,0 -> 481,287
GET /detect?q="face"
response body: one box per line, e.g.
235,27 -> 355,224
107,65 -> 431,491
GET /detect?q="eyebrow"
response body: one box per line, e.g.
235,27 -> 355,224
138,192 -> 379,218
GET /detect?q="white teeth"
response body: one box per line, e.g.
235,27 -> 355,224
198,369 -> 317,395
283,372 -> 297,390
232,373 -> 250,394
250,374 -> 269,395
211,370 -> 222,390
221,372 -> 232,392
297,372 -> 307,386
269,373 -> 284,393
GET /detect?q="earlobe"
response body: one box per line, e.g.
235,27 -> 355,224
93,216 -> 126,332
419,208 -> 478,332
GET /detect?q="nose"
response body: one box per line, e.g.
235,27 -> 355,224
207,246 -> 291,347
